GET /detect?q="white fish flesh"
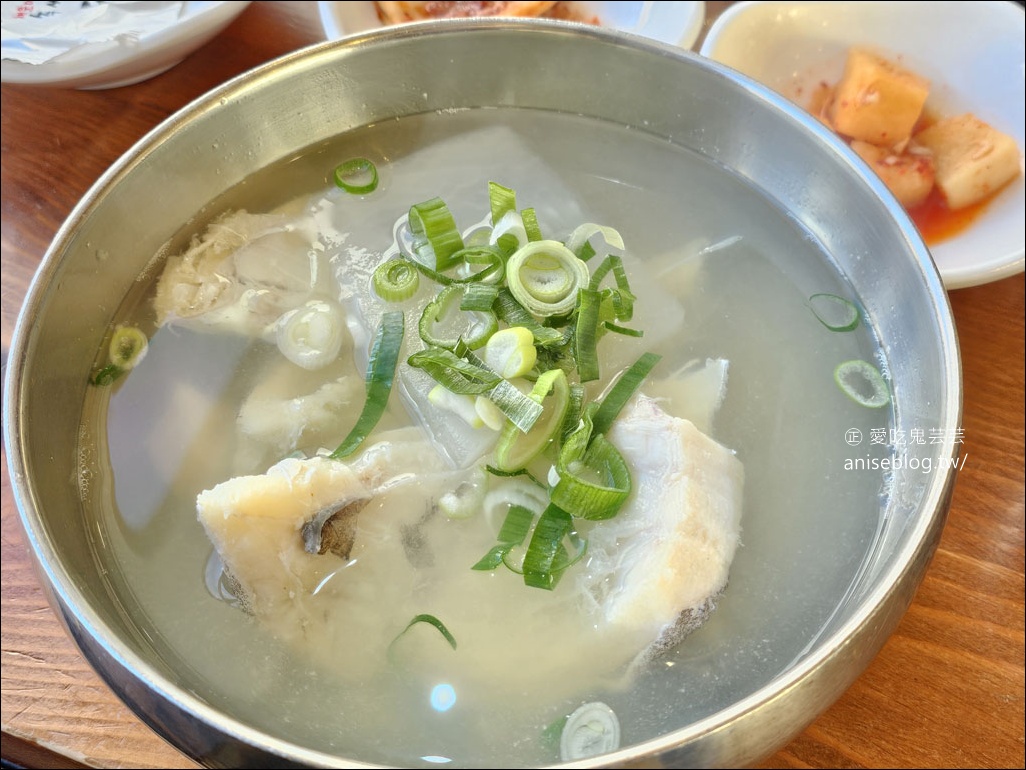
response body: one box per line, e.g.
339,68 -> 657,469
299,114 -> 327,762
571,393 -> 745,653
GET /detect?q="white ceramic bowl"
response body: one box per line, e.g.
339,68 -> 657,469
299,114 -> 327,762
700,0 -> 1026,290
318,1 -> 706,49
1,1 -> 252,89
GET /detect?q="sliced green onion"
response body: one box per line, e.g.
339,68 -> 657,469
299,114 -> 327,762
472,544 -> 514,571
454,244 -> 506,284
390,613 -> 457,651
493,288 -> 564,348
333,157 -> 379,194
564,223 -> 625,262
488,181 -> 517,225
490,210 -> 528,256
574,288 -> 602,382
93,326 -> 148,386
486,378 -> 544,434
460,283 -> 500,312
506,240 -> 590,318
560,702 -> 620,761
551,432 -> 631,521
373,260 -> 420,302
521,207 -> 543,242
560,383 -> 586,444
484,465 -> 546,487
522,504 -> 574,590
90,363 -> 124,387
109,325 -> 148,370
484,326 -> 538,379
408,347 -> 500,395
395,255 -> 456,287
590,254 -> 635,322
275,299 -> 345,370
834,359 -> 890,408
419,284 -> 497,350
409,197 -> 465,271
330,310 -> 404,459
809,293 -> 861,332
494,368 -> 570,471
471,504 -> 536,571
602,321 -> 643,337
590,352 -> 662,436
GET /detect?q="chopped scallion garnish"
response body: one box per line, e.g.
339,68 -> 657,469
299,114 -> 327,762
809,292 -> 861,332
408,347 -> 501,395
551,432 -> 632,521
409,197 -> 465,271
493,288 -> 564,348
564,223 -> 625,262
333,157 -> 379,194
834,359 -> 890,408
460,283 -> 500,312
484,465 -> 546,487
486,378 -> 544,433
506,240 -> 590,319
574,288 -> 602,382
390,613 -> 457,651
521,207 -> 542,241
471,504 -> 535,571
91,325 -> 148,386
109,325 -> 148,369
376,182 -> 666,592
488,181 -> 517,226
483,326 -> 537,379
522,504 -> 575,590
494,369 -> 570,471
590,352 -> 662,436
418,284 -> 497,350
330,310 -> 404,459
373,259 -> 420,302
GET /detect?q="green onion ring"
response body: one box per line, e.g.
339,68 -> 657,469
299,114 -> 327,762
109,325 -> 148,370
834,359 -> 890,408
809,293 -> 861,332
373,259 -> 420,302
333,157 -> 379,194
506,240 -> 590,318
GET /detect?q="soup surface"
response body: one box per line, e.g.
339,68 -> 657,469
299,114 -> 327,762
80,107 -> 893,768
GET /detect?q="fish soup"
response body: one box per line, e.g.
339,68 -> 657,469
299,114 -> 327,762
80,107 -> 893,768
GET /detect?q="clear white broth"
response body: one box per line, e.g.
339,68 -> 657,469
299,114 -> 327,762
79,107 -> 893,768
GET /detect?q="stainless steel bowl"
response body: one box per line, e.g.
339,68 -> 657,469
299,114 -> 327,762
4,19 -> 961,769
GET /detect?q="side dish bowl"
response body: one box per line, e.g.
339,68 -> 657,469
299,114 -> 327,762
700,0 -> 1026,290
4,19 -> 961,769
317,1 -> 707,49
0,1 -> 252,89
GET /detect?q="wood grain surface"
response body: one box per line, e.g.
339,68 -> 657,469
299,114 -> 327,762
2,2 -> 1023,768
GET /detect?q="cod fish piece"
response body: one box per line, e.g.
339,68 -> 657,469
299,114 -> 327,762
574,393 -> 745,654
197,428 -> 448,622
154,208 -> 330,337
198,455 -> 370,620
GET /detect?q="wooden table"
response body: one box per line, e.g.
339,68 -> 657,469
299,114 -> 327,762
2,2 -> 1023,768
